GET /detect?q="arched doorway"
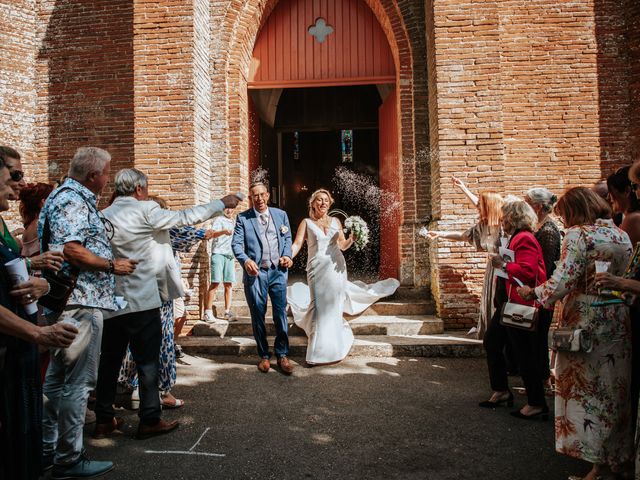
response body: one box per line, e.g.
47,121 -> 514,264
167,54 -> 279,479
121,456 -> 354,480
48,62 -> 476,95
247,0 -> 400,279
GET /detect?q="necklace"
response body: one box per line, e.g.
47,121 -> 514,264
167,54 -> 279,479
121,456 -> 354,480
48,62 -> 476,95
313,215 -> 331,231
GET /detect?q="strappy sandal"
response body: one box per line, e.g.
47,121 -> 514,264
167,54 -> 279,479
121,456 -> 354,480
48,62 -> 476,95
160,395 -> 185,409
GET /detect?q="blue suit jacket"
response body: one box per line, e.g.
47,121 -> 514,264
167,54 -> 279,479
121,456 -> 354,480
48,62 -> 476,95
231,208 -> 293,284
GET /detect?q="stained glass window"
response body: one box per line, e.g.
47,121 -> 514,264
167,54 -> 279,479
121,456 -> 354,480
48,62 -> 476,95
293,131 -> 300,161
341,130 -> 353,163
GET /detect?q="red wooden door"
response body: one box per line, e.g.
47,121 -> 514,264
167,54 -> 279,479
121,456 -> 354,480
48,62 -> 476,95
378,88 -> 400,279
249,0 -> 395,88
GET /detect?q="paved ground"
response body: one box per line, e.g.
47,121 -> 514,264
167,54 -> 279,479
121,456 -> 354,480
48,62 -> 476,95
72,355 -> 585,480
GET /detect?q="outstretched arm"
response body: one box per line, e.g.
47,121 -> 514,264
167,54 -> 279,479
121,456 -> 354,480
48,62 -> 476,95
291,220 -> 308,259
452,176 -> 479,207
425,230 -> 466,242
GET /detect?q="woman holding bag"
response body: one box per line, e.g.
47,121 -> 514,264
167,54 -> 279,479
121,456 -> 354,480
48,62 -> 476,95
480,200 -> 547,419
518,187 -> 633,480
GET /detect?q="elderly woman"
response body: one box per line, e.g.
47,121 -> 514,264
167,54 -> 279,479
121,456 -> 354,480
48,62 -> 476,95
480,200 -> 547,418
427,183 -> 504,339
519,187 -> 633,480
524,188 -> 561,383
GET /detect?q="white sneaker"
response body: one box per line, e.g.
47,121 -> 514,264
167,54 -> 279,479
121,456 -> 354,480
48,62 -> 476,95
224,311 -> 237,322
203,310 -> 215,323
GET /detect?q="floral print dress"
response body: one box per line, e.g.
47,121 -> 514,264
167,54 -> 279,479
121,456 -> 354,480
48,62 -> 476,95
534,219 -> 633,467
118,227 -> 207,393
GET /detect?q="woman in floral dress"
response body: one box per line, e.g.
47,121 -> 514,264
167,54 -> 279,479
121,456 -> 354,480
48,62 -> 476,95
519,187 -> 633,480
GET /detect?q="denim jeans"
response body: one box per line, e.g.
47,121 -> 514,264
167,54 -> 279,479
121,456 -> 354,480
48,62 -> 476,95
42,307 -> 104,465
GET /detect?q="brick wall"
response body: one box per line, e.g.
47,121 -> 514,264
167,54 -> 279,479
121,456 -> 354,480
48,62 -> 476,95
427,0 -> 637,327
37,0 -> 134,190
628,0 -> 640,160
0,0 -> 37,178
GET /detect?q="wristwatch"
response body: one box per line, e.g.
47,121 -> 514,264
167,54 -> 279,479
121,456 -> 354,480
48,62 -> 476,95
107,259 -> 115,273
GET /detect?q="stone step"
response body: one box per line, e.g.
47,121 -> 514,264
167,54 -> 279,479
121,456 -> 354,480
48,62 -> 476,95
191,315 -> 444,337
211,299 -> 435,319
178,332 -> 484,358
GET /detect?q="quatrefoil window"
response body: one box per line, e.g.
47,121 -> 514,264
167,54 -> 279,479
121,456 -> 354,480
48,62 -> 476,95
308,18 -> 334,43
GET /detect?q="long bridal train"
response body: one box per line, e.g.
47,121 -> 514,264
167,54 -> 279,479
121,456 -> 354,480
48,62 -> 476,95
287,218 -> 399,365
288,278 -> 400,365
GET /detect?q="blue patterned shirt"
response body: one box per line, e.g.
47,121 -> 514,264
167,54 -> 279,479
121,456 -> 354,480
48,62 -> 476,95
38,178 -> 117,310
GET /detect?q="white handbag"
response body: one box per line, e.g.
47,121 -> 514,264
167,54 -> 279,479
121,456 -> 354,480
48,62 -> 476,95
499,301 -> 539,331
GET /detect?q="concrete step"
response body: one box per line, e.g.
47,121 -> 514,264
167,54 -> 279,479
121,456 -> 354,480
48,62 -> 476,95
178,332 -> 484,358
191,315 -> 444,337
211,300 -> 435,319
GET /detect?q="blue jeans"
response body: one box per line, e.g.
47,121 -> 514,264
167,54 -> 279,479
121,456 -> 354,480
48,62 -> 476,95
244,265 -> 289,359
42,307 -> 104,465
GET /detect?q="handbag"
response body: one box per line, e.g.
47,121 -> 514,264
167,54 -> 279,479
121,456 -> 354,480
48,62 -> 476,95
38,267 -> 78,313
548,328 -> 592,353
499,300 -> 539,331
498,260 -> 540,332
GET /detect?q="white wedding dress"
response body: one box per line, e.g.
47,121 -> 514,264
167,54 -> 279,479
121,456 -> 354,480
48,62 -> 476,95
288,218 -> 400,364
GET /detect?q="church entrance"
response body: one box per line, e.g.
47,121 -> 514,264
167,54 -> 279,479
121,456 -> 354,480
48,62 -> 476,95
247,0 -> 400,279
254,85 -> 383,278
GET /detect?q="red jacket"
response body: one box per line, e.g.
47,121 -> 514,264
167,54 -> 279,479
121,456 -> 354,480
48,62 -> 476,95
504,230 -> 547,306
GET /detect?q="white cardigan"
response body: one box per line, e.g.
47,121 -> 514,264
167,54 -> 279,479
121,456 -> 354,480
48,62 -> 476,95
102,196 -> 224,317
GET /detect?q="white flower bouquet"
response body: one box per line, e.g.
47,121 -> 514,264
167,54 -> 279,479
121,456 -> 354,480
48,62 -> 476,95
344,215 -> 369,251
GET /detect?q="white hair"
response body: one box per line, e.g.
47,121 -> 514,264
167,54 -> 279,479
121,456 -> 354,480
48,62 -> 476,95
525,187 -> 557,213
114,168 -> 148,196
68,147 -> 111,181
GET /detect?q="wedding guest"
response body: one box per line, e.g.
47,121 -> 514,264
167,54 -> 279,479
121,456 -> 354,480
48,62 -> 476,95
524,188 -> 561,384
117,195 -> 215,410
0,153 -> 78,480
592,179 -> 622,226
204,207 -> 237,322
426,180 -> 504,339
94,168 -> 240,439
607,165 -> 640,432
607,166 -> 640,246
518,187 -> 633,480
40,147 -> 138,479
481,201 -> 547,419
18,182 -> 63,396
0,147 -> 63,273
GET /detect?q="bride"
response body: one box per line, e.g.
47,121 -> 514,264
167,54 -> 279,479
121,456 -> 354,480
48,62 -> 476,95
288,189 -> 400,365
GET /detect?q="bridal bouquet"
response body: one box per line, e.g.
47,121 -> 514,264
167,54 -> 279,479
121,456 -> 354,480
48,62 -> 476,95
344,216 -> 369,251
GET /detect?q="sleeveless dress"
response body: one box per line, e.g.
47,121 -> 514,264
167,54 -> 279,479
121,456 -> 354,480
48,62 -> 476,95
288,218 -> 399,364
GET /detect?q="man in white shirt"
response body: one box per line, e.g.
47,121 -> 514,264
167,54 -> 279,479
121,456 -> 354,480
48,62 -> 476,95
94,168 -> 241,439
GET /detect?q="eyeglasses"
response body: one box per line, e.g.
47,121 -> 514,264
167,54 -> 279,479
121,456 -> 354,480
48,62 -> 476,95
9,169 -> 24,182
632,183 -> 640,191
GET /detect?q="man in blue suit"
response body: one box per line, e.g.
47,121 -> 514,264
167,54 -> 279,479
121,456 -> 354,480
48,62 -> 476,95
232,180 -> 294,374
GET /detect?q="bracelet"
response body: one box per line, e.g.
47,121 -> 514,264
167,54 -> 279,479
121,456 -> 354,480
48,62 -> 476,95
44,281 -> 51,296
23,256 -> 32,272
107,259 -> 115,273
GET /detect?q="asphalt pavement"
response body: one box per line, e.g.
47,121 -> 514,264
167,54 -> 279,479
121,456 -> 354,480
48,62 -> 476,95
67,355 -> 585,480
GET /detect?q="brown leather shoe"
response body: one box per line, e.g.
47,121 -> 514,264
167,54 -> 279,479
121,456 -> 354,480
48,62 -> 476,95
93,417 -> 125,439
258,358 -> 270,373
277,356 -> 294,375
136,419 -> 179,440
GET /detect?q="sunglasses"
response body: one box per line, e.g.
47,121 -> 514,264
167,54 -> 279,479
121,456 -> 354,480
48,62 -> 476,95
632,183 -> 640,191
9,169 -> 24,182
